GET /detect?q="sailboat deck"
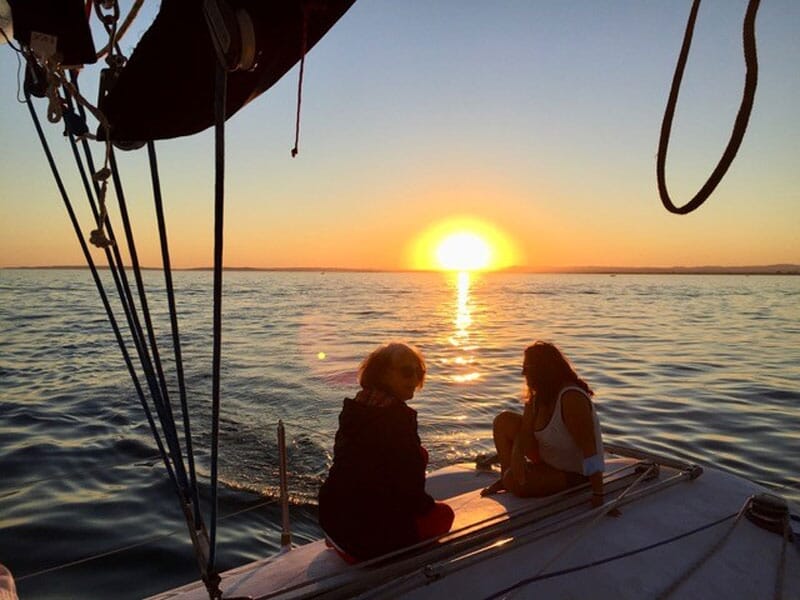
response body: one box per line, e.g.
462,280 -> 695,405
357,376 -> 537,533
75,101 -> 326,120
150,452 -> 799,599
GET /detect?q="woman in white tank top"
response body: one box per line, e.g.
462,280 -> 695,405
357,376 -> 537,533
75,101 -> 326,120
481,341 -> 606,506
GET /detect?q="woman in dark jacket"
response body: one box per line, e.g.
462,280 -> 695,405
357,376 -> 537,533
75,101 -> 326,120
319,342 -> 454,562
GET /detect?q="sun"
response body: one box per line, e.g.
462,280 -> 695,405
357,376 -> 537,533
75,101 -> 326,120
409,217 -> 520,272
435,232 -> 491,271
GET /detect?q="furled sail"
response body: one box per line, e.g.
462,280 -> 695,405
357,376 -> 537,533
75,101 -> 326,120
99,0 -> 355,144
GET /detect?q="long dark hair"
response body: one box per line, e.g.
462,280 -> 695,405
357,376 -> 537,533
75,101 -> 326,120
523,341 -> 593,404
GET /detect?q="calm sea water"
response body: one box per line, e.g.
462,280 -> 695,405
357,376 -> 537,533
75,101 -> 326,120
1,269 -> 798,599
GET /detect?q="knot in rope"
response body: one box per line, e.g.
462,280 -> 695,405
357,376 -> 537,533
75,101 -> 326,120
89,227 -> 114,249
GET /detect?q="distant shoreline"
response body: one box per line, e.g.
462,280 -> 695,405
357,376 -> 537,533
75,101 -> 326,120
3,265 -> 799,275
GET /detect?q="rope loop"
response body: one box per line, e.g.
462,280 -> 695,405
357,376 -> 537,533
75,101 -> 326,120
656,0 -> 761,215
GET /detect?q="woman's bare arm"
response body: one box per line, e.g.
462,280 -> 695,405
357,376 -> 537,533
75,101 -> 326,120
562,390 -> 604,503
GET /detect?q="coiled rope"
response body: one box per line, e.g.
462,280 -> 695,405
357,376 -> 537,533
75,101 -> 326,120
656,0 -> 760,214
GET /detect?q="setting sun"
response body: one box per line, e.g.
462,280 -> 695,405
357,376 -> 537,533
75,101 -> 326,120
409,217 -> 520,272
435,232 -> 491,271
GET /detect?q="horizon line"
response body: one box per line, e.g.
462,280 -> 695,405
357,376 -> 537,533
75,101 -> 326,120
2,264 -> 799,275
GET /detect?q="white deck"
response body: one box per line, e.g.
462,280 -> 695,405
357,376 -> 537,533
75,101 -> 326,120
150,452 -> 799,599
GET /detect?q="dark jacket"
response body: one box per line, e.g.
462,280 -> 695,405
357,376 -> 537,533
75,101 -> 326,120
318,397 -> 435,560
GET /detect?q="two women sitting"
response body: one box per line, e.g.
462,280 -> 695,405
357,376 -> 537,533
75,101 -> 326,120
318,340 -> 605,563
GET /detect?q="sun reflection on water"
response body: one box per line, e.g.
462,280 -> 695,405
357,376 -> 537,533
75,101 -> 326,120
448,271 -> 481,384
455,271 -> 472,339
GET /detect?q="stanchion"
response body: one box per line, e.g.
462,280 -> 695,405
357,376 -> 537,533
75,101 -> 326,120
277,420 -> 292,549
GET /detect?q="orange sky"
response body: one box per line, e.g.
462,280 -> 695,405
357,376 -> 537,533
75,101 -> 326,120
1,2 -> 798,270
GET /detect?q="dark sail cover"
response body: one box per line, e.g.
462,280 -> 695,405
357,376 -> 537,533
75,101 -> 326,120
100,0 -> 355,143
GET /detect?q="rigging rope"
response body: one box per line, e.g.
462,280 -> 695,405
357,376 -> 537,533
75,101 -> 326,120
1,31 -> 26,103
0,452 -> 163,501
58,77 -> 184,495
26,50 -> 213,597
64,72 -> 148,369
655,495 -> 752,599
15,496 -> 279,583
483,511 -> 739,600
148,140 -> 203,528
108,148 -> 192,494
33,60 -> 116,246
106,144 -> 215,594
656,0 -> 760,214
16,5 -> 222,595
524,463 -> 656,580
60,75 -> 187,509
23,84 -> 183,492
291,4 -> 309,157
207,59 -> 229,594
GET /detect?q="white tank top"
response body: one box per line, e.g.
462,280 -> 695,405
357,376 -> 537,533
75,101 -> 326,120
534,386 -> 604,474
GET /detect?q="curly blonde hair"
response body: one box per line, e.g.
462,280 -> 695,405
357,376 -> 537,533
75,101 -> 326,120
358,342 -> 426,392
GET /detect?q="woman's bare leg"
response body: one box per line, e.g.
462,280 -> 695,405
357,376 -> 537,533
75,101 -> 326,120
493,411 -> 522,472
481,411 -> 523,496
502,462 -> 572,498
